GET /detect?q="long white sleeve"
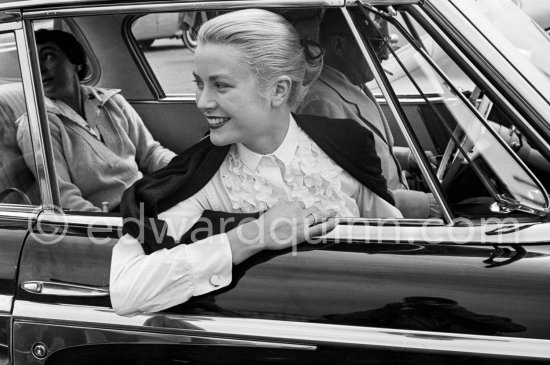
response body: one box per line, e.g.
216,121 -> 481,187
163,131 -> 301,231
110,233 -> 232,316
110,184 -> 233,317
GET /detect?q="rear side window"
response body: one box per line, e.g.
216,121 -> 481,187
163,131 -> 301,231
0,32 -> 40,206
130,11 -> 214,95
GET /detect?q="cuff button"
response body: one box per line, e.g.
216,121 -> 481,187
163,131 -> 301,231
209,275 -> 221,287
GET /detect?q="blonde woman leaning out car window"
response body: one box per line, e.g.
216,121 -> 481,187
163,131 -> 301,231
110,9 -> 402,316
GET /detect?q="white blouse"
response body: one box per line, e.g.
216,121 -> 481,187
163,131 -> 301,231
110,116 -> 402,316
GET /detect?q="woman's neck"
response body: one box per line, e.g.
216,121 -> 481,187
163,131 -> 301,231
58,83 -> 83,117
244,111 -> 290,155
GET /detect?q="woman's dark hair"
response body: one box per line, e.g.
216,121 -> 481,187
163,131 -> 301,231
35,29 -> 89,80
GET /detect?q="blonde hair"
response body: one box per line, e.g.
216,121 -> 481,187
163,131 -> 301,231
197,9 -> 323,109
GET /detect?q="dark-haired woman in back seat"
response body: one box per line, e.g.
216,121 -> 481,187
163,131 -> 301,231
16,29 -> 175,212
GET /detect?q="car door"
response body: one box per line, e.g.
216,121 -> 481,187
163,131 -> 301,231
10,1 -> 550,364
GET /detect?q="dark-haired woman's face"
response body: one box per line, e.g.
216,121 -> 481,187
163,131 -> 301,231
38,41 -> 80,102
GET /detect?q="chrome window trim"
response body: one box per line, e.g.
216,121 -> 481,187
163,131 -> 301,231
0,209 -> 39,224
0,22 -> 45,211
0,295 -> 12,313
350,0 -> 419,4
13,301 -> 550,360
374,96 -> 445,104
36,211 -> 122,227
123,14 -> 167,101
0,17 -> 20,31
15,24 -> 57,207
129,97 -> 197,103
0,205 -> 41,215
31,212 -> 550,246
22,0 -> 344,18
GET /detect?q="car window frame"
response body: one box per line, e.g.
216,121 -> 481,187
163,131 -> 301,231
0,16 -> 46,212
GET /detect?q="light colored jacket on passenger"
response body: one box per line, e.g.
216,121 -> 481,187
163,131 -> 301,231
298,65 -> 434,218
17,85 -> 176,212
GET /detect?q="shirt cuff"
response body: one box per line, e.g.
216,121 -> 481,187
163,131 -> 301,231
188,233 -> 233,296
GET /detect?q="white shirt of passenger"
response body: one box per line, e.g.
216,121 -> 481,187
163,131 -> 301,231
110,115 -> 402,316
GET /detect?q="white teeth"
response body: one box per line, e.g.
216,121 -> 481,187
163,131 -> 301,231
208,117 -> 229,126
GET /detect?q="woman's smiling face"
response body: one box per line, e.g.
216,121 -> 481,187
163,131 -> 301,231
193,43 -> 274,152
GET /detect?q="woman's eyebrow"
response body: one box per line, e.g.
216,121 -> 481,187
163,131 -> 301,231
192,70 -> 233,80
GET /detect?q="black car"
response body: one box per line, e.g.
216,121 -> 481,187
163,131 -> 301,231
0,0 -> 549,364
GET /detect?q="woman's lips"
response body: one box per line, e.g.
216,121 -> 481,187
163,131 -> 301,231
207,117 -> 230,129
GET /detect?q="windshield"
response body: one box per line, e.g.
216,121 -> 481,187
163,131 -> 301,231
354,4 -> 550,217
451,0 -> 550,81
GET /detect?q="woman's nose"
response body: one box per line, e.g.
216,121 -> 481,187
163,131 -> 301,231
196,88 -> 216,111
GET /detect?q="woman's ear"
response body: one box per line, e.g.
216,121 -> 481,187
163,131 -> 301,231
271,75 -> 292,107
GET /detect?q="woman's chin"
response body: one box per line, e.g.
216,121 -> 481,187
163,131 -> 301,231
209,133 -> 232,146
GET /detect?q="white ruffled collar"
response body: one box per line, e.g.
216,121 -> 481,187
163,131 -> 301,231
235,114 -> 299,170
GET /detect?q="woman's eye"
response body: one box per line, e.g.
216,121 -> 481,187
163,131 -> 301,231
215,82 -> 230,90
193,79 -> 203,89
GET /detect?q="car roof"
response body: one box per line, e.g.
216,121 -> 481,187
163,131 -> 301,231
0,0 -> 331,9
0,0 -> 421,12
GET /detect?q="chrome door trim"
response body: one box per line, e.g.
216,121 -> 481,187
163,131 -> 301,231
0,295 -> 12,313
14,321 -> 317,350
326,220 -> 549,245
13,301 -> 550,360
23,0 -> 344,18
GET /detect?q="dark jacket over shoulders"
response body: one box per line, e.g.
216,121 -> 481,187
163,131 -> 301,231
121,114 -> 392,253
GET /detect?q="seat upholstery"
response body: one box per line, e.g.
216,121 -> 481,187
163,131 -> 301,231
0,82 -> 40,205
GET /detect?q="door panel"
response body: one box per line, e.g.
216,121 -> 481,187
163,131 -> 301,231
15,219 -> 550,339
12,303 -> 550,364
13,212 -> 550,363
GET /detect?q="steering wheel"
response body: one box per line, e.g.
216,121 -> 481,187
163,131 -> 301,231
0,187 -> 32,205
